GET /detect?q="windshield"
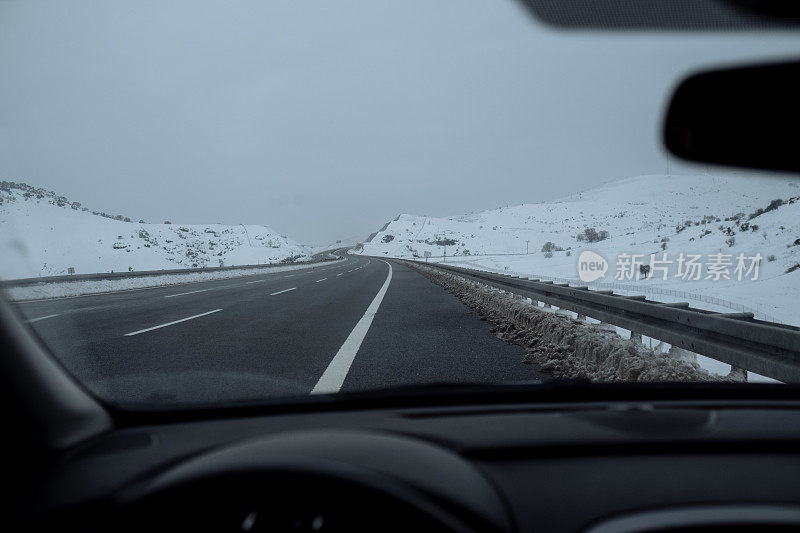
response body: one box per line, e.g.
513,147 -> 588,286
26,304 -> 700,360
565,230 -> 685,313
2,0 -> 799,408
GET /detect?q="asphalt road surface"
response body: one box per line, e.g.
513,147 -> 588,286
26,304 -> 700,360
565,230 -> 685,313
11,251 -> 544,405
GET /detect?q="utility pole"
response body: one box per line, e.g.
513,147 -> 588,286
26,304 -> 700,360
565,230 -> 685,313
525,240 -> 530,254
241,224 -> 254,247
443,244 -> 446,263
667,152 -> 671,178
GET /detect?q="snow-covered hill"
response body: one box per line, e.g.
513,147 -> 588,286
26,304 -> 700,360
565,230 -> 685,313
358,174 -> 800,326
0,181 -> 310,280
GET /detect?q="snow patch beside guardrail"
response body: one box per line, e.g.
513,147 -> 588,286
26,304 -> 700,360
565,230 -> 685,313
410,262 -> 738,382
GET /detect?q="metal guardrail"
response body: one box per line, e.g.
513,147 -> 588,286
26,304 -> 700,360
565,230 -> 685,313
405,259 -> 800,383
522,274 -> 781,324
0,256 -> 344,289
392,253 -> 781,322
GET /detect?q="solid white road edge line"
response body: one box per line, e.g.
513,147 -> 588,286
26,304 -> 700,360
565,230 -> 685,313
27,314 -> 59,323
164,288 -> 210,298
124,309 -> 222,336
311,261 -> 392,394
270,288 -> 296,296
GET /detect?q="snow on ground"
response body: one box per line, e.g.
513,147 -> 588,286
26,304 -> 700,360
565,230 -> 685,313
3,261 -> 331,301
359,174 -> 800,326
359,174 -> 800,382
0,182 -> 311,280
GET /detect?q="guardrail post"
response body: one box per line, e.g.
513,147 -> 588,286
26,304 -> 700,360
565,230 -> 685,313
667,345 -> 697,365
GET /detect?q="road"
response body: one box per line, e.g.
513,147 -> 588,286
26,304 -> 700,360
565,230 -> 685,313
12,251 -> 544,405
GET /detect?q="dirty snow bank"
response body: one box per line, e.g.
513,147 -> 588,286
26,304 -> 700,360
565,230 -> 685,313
409,262 -> 739,382
4,261 -> 333,301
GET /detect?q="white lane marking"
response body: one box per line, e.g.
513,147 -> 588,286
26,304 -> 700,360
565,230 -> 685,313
315,278 -> 327,283
348,270 -> 353,273
270,287 -> 296,296
283,274 -> 294,278
124,309 -> 222,336
311,261 -> 392,394
164,289 -> 209,298
336,273 -> 343,276
27,314 -> 59,323
245,279 -> 268,284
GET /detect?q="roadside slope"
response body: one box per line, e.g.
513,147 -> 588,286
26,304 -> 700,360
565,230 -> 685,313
0,181 -> 309,279
357,173 -> 800,325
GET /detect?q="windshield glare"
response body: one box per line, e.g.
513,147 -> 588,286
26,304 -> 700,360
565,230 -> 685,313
2,0 -> 799,408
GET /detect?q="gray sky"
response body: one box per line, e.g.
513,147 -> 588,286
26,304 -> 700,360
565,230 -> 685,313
1,0 -> 799,245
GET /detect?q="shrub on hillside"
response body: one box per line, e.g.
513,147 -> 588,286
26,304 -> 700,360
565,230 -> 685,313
749,198 -> 785,220
576,228 -> 609,243
541,241 -> 564,253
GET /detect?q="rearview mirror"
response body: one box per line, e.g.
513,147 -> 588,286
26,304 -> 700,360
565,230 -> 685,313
663,60 -> 800,173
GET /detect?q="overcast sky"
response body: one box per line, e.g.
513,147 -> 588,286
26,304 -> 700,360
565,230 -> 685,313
1,0 -> 798,245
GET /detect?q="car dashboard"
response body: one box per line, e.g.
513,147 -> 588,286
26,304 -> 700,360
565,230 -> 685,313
25,397 -> 800,532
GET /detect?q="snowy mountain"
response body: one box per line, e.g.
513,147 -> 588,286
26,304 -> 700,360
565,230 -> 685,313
0,181 -> 310,280
358,174 -> 800,326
